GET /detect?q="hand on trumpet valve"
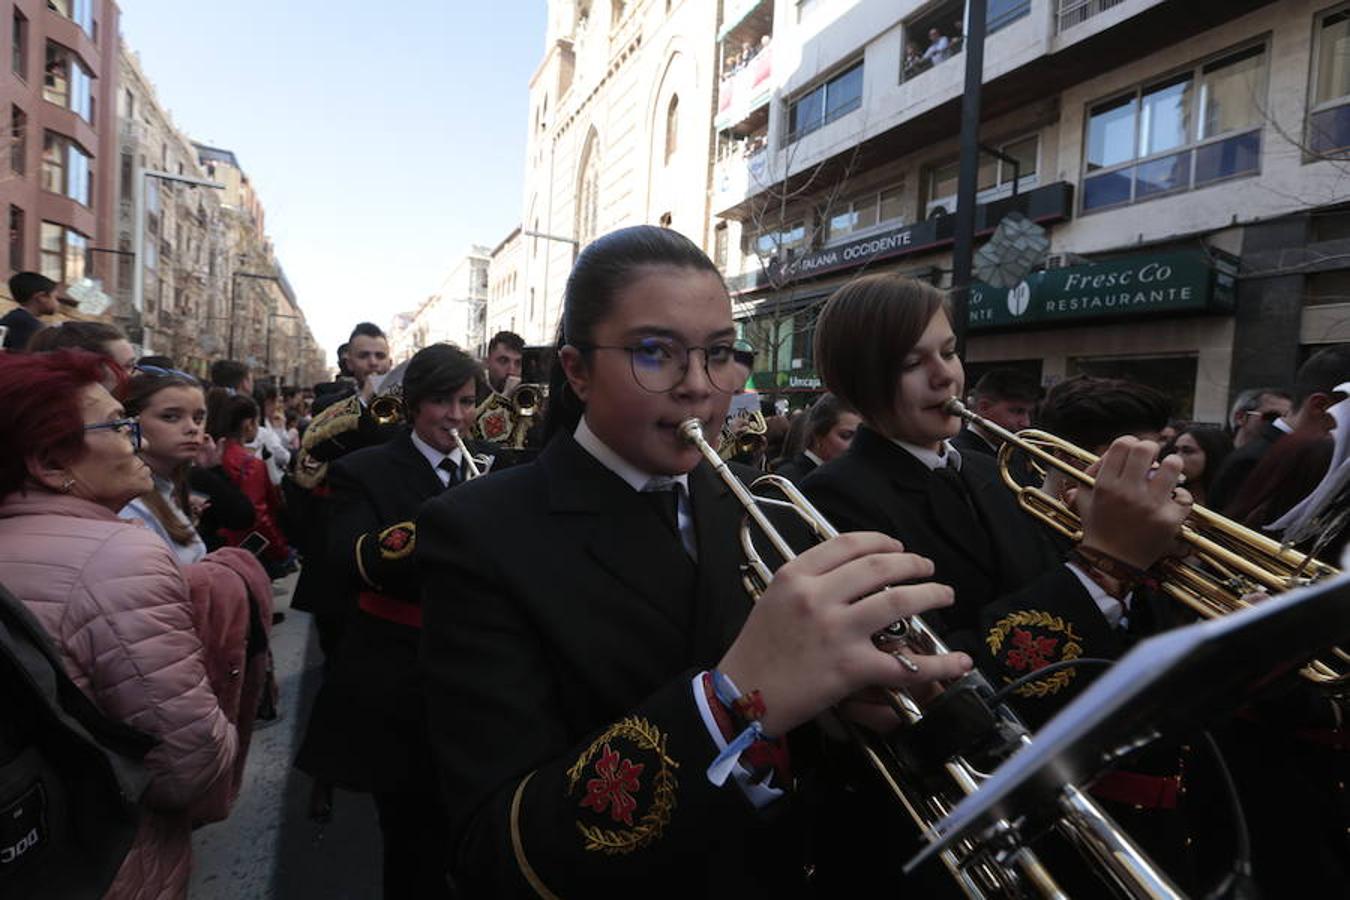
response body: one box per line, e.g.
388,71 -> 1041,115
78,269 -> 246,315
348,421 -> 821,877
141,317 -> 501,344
1070,436 -> 1192,572
717,532 -> 973,737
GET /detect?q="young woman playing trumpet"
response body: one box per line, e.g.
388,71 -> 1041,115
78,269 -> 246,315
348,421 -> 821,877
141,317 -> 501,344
415,227 -> 971,896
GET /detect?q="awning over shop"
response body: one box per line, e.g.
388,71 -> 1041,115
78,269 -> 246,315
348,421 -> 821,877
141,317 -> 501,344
968,250 -> 1237,332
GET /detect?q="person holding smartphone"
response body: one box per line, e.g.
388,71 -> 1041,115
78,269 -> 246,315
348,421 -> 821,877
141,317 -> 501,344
416,226 -> 971,896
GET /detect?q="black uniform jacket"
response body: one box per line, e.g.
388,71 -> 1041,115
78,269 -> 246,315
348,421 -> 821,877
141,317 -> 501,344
772,452 -> 818,485
949,424 -> 996,460
296,427 -> 491,792
417,432 -> 879,898
1206,420 -> 1285,514
801,425 -> 1126,724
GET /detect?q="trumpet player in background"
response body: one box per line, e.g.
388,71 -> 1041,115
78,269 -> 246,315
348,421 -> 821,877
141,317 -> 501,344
799,274 -> 1207,885
483,329 -> 526,395
416,226 -> 972,897
296,343 -> 495,899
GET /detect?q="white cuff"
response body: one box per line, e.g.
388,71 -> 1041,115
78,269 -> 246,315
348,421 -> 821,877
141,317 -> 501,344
690,672 -> 784,808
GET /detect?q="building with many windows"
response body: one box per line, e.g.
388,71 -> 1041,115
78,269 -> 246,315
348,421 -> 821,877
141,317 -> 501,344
115,45 -> 229,364
0,0 -> 119,322
398,245 -> 492,356
190,141 -> 325,386
499,0 -> 722,345
485,225 -> 524,346
713,0 -> 1350,421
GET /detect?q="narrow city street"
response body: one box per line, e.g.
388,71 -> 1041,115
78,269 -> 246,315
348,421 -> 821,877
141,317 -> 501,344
188,572 -> 381,900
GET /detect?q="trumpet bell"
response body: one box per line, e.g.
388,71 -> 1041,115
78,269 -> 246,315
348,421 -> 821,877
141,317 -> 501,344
945,398 -> 1348,691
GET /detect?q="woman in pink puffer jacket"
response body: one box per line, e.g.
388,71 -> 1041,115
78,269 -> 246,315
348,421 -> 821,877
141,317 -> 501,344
0,350 -> 237,899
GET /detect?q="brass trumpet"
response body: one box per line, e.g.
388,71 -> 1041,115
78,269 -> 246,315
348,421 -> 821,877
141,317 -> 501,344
943,398 -> 1348,690
718,407 -> 768,462
679,417 -> 1180,899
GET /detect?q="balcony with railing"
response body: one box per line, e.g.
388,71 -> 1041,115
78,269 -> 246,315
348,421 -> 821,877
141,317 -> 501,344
713,126 -> 769,209
1057,0 -> 1128,32
716,0 -> 773,131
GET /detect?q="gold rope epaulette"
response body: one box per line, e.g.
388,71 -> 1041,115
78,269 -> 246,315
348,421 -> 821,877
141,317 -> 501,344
292,451 -> 328,490
302,394 -> 363,461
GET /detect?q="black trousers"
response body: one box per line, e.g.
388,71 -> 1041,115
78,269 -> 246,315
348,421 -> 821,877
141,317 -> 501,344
372,789 -> 454,900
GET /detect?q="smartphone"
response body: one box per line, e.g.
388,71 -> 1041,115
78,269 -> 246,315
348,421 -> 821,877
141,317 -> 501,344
239,531 -> 270,557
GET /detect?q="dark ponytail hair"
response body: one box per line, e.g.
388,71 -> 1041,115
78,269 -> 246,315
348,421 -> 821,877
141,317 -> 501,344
543,225 -> 725,443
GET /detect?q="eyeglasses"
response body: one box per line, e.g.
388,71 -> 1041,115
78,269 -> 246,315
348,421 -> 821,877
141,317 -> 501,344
583,337 -> 755,394
134,363 -> 198,382
83,417 -> 142,451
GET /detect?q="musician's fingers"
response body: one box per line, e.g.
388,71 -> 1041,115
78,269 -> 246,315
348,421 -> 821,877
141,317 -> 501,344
848,581 -> 953,637
784,531 -> 909,579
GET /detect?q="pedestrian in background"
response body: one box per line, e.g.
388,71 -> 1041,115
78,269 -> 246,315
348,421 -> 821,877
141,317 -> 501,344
0,271 -> 59,350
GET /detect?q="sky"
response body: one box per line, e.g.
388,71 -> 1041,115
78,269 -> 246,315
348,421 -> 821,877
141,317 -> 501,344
119,0 -> 548,361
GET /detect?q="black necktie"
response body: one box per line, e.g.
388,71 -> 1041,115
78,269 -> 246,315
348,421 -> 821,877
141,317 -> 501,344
932,464 -> 975,515
438,456 -> 461,488
930,464 -> 993,566
641,483 -> 680,534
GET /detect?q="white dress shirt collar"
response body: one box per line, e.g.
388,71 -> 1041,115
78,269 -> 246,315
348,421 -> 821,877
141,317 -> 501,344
409,428 -> 462,478
803,449 -> 824,467
891,437 -> 962,472
574,417 -> 690,494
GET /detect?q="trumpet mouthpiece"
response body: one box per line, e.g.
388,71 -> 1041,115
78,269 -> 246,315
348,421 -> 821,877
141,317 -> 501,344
677,418 -> 706,444
942,397 -> 969,418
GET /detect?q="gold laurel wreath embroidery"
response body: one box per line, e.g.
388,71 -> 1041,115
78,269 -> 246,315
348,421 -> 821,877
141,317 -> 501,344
986,610 -> 1084,697
566,716 -> 680,855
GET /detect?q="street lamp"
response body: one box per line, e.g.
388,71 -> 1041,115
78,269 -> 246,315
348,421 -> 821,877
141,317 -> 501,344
521,230 -> 580,343
949,0 -> 988,355
521,230 -> 579,262
132,167 -> 225,351
265,310 -> 302,386
228,271 -> 282,360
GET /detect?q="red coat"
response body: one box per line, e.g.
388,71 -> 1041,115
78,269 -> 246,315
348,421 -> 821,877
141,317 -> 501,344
219,439 -> 289,561
180,548 -> 275,824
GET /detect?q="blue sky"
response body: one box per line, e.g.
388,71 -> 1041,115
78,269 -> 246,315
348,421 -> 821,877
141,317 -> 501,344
119,0 -> 547,360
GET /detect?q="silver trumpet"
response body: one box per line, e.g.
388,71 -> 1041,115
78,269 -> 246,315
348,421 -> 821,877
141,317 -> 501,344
678,417 -> 1180,899
449,427 -> 490,480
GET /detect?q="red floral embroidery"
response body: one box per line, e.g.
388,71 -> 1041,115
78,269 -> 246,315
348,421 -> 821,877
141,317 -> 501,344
381,528 -> 411,552
580,743 -> 645,826
1004,627 -> 1058,671
482,410 -> 509,440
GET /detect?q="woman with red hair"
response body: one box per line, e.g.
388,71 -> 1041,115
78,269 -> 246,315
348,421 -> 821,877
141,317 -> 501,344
0,349 -> 238,899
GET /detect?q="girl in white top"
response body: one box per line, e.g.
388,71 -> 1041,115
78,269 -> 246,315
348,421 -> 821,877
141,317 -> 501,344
119,368 -> 210,565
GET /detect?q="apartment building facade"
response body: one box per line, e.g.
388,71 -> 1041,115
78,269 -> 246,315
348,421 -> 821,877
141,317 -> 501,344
399,245 -> 492,356
190,141 -> 326,386
714,0 -> 1350,422
485,225 -> 525,347
498,0 -> 721,346
0,0 -> 119,321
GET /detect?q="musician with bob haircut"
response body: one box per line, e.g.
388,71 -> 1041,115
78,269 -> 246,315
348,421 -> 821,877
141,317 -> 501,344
296,342 -> 492,899
801,274 -> 1192,719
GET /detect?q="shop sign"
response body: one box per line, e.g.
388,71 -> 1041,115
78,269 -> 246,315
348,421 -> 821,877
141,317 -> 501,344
968,251 -> 1235,331
727,182 -> 1074,295
748,369 -> 823,391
